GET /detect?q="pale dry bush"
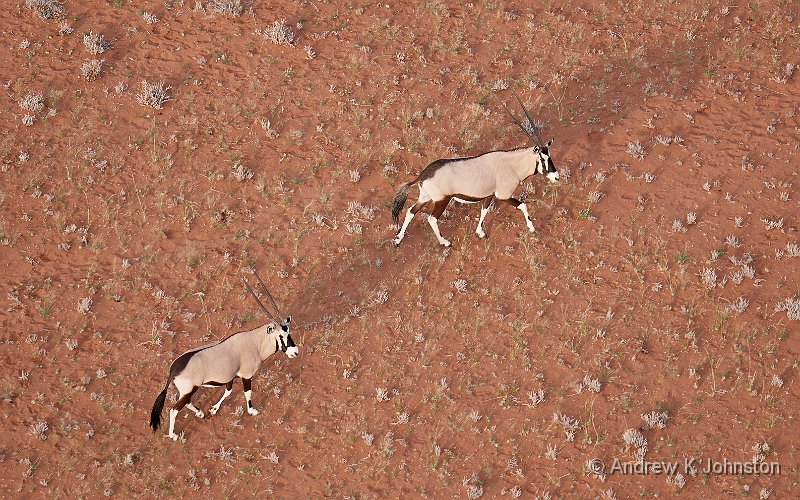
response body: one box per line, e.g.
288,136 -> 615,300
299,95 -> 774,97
231,162 -> 253,182
642,410 -> 668,429
58,21 -> 73,35
666,472 -> 686,489
623,428 -> 647,460
208,0 -> 243,17
553,413 -> 580,441
19,92 -> 44,113
137,80 -> 170,109
524,389 -> 545,407
775,297 -> 800,320
264,20 -> 295,45
345,200 -> 376,220
26,0 -> 65,20
581,374 -> 602,393
672,219 -> 687,233
81,60 -> 103,81
626,140 -> 646,159
30,421 -> 48,439
729,296 -> 749,313
762,217 -> 784,230
83,32 -> 109,54
452,279 -> 467,292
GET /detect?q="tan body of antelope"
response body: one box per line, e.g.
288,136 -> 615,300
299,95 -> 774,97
392,92 -> 559,247
150,276 -> 297,440
392,143 -> 559,247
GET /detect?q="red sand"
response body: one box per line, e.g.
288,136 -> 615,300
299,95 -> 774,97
1,1 -> 797,497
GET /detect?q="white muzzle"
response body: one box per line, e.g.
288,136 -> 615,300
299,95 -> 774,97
547,171 -> 560,183
286,346 -> 299,358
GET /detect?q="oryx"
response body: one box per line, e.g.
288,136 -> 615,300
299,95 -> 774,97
149,273 -> 297,440
391,91 -> 559,247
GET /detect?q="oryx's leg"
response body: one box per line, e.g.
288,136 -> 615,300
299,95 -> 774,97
394,200 -> 429,245
498,197 -> 536,233
476,196 -> 494,238
185,402 -> 205,419
427,197 -> 453,247
209,381 -> 234,416
169,387 -> 198,440
242,378 -> 259,415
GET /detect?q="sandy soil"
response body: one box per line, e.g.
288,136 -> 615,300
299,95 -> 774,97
1,0 -> 798,497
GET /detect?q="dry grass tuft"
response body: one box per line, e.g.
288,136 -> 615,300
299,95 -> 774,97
83,31 -> 110,54
208,0 -> 243,17
26,0 -> 65,20
264,20 -> 295,45
81,60 -> 103,81
137,80 -> 171,109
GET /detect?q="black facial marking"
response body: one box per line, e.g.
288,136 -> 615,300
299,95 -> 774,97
276,334 -> 288,352
286,334 -> 296,348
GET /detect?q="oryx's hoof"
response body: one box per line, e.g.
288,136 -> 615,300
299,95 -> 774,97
247,407 -> 260,416
168,433 -> 179,441
209,407 -> 219,416
195,411 -> 205,419
527,225 -> 536,233
440,240 -> 451,247
393,237 -> 402,246
476,229 -> 486,239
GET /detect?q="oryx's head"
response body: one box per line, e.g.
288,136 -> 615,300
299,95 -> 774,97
502,89 -> 560,183
243,274 -> 299,359
269,316 -> 298,358
534,139 -> 559,183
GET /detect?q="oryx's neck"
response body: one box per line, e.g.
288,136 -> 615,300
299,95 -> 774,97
256,323 -> 279,360
505,147 -> 537,180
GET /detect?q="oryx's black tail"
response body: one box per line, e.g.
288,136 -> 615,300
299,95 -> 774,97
150,385 -> 168,431
391,181 -> 415,224
150,369 -> 176,432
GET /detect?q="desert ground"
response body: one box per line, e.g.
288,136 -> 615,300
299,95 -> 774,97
1,0 -> 798,497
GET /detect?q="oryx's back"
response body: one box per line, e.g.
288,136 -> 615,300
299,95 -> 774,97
419,154 -> 500,199
177,329 -> 262,385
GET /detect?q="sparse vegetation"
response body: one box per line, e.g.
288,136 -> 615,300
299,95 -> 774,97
80,59 -> 103,81
264,19 -> 295,45
83,31 -> 109,54
136,80 -> 170,109
3,1 -> 797,497
208,0 -> 243,17
26,0 -> 65,20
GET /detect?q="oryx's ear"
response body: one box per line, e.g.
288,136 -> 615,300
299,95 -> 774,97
532,145 -> 540,153
267,324 -> 275,333
546,138 -> 554,148
286,316 -> 292,324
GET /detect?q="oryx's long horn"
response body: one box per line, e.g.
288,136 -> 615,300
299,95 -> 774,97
500,99 -> 534,140
510,89 -> 545,147
242,277 -> 278,322
254,271 -> 282,319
